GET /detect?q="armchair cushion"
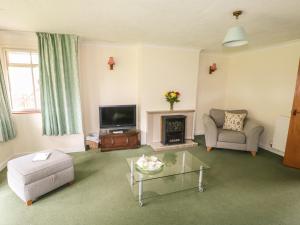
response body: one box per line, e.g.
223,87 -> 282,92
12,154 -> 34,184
210,109 -> 248,128
223,112 -> 247,132
209,109 -> 225,127
218,129 -> 246,144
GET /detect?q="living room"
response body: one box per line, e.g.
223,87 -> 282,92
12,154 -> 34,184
0,1 -> 300,225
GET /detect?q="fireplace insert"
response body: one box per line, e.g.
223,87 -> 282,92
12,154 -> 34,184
161,115 -> 186,145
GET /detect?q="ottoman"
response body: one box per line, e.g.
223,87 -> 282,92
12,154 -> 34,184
7,149 -> 74,206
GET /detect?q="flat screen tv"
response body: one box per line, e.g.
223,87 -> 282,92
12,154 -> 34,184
99,105 -> 136,129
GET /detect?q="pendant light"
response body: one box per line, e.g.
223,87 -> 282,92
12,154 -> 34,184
223,10 -> 248,47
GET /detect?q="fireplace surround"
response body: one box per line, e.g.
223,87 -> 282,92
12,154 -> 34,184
146,109 -> 197,151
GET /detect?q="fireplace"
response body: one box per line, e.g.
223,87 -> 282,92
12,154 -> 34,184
161,115 -> 186,145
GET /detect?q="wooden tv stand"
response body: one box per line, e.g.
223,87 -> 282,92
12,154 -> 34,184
100,130 -> 140,152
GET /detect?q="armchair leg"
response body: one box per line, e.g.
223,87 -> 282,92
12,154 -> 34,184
207,147 -> 213,152
250,151 -> 256,157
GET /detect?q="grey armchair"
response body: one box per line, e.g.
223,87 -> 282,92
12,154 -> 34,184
203,109 -> 264,157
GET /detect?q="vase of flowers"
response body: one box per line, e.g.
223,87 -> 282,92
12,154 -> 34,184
164,91 -> 180,111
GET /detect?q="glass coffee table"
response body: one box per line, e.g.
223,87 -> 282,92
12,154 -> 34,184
126,150 -> 209,207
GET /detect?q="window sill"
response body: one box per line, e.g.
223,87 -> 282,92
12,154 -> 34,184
12,111 -> 41,114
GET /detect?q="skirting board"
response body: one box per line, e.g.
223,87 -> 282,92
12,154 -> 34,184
259,144 -> 284,157
0,147 -> 85,172
0,152 -> 29,171
195,133 -> 284,157
0,157 -> 10,171
0,152 -> 39,172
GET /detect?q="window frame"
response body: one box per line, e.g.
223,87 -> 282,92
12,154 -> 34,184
4,48 -> 41,114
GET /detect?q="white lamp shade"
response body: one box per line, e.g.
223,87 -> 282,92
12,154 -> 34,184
223,26 -> 248,47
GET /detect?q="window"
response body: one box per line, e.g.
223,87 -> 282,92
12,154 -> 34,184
5,50 -> 40,113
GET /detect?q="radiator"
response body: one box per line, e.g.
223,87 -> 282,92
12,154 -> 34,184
272,115 -> 290,153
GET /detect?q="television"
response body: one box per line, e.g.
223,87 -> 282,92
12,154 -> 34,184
99,105 -> 136,129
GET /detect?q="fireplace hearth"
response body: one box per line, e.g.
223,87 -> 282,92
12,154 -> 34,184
161,115 -> 186,145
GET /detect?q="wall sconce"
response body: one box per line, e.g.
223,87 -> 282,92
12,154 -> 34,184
209,63 -> 217,74
107,57 -> 115,70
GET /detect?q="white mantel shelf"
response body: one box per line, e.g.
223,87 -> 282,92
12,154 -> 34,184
147,109 -> 195,114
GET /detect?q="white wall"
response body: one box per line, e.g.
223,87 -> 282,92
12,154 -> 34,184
195,40 -> 300,153
2,30 -> 296,167
79,42 -> 138,134
0,31 -> 84,170
0,31 -> 201,169
195,53 -> 229,134
138,46 -> 200,143
12,114 -> 84,153
0,142 -> 13,170
79,43 -> 200,143
225,41 -> 300,150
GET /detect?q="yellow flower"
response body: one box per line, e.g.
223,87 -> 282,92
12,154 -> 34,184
171,92 -> 176,98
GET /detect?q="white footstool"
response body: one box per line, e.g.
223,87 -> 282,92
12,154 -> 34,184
7,150 -> 74,206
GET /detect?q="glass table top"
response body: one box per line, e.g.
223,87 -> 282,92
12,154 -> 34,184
126,150 -> 209,182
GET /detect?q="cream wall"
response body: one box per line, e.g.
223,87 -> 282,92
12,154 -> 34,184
225,41 -> 300,149
11,114 -> 84,153
195,40 -> 300,153
138,46 -> 200,144
79,42 -> 138,134
2,30 -> 297,168
79,43 -> 200,143
0,142 -> 13,170
0,32 -> 201,169
0,31 -> 84,170
195,53 -> 229,134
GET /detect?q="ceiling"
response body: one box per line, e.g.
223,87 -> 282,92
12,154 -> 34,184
0,0 -> 300,52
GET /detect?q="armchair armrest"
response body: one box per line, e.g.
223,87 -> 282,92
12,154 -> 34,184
202,114 -> 218,147
243,119 -> 264,151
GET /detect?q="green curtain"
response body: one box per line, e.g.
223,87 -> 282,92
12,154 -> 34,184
0,61 -> 16,142
37,32 -> 82,136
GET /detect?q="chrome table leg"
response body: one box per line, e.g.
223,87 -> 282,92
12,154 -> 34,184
130,160 -> 134,187
138,174 -> 143,207
198,165 -> 205,192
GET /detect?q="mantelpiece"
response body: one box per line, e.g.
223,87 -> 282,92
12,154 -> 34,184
147,109 -> 196,114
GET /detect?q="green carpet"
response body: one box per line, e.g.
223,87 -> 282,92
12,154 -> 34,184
1,140 -> 300,225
